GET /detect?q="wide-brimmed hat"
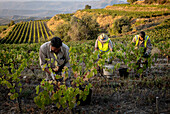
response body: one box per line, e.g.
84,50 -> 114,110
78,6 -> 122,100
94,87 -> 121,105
97,33 -> 109,42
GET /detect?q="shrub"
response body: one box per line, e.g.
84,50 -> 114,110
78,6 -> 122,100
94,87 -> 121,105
158,0 -> 168,4
3,31 -> 6,34
127,0 -> 138,4
112,13 -> 117,18
68,15 -> 99,41
144,0 -> 169,4
53,16 -> 59,21
10,21 -> 15,26
108,16 -> 131,35
54,22 -> 71,42
144,0 -> 157,4
2,28 -> 6,31
54,15 -> 99,41
122,25 -> 131,33
8,20 -> 15,27
85,5 -> 91,9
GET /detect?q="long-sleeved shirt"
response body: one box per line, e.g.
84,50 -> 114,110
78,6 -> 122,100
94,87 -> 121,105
39,41 -> 70,70
132,35 -> 152,54
95,39 -> 113,51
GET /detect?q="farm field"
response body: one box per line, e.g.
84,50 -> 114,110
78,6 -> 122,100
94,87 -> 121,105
0,21 -> 53,44
0,3 -> 170,114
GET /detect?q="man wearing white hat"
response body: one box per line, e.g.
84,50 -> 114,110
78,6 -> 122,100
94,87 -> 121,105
95,33 -> 113,53
95,33 -> 113,76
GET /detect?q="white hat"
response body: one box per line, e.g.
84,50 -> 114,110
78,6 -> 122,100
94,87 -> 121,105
98,33 -> 109,42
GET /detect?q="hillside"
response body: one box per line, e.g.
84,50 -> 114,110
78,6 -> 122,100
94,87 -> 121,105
47,4 -> 170,38
1,3 -> 170,44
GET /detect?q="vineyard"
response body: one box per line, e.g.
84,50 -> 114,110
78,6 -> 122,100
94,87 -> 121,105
0,18 -> 169,113
0,3 -> 170,114
0,21 -> 53,44
82,5 -> 170,18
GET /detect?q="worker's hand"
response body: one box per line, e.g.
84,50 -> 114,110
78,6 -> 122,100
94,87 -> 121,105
51,73 -> 56,80
53,66 -> 59,72
134,47 -> 138,50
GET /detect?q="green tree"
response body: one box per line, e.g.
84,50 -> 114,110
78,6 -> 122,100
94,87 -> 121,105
8,20 -> 15,27
54,15 -> 99,41
55,22 -> 71,42
127,0 -> 138,4
68,15 -> 99,41
85,5 -> 91,9
10,20 -> 15,26
108,16 -> 131,35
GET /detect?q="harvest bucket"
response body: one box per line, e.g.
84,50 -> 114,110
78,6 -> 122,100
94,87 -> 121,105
119,68 -> 129,78
103,64 -> 114,76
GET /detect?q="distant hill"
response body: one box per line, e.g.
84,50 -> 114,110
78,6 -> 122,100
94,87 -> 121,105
0,9 -> 63,17
0,0 -> 127,18
0,15 -> 51,26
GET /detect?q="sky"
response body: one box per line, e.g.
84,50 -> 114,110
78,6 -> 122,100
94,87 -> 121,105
0,0 -> 127,2
0,0 -> 100,1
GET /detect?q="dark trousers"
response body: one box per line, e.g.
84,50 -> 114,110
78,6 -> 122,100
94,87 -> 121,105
136,58 -> 148,70
135,49 -> 150,76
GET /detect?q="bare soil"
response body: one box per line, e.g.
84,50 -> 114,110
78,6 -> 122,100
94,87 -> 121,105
0,57 -> 169,114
